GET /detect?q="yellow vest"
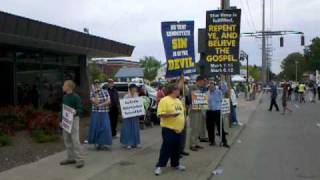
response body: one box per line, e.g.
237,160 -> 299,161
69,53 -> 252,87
298,84 -> 305,93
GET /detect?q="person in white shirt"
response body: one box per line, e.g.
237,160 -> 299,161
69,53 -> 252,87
231,87 -> 242,126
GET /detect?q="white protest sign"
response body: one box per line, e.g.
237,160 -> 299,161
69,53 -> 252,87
120,97 -> 145,119
221,98 -> 230,115
62,104 -> 76,133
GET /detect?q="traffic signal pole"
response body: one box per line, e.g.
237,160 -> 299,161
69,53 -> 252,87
261,0 -> 267,84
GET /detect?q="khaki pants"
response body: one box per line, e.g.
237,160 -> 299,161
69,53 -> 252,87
189,110 -> 202,147
63,116 -> 83,162
199,110 -> 207,139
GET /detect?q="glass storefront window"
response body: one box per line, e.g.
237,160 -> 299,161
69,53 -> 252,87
16,60 -> 41,108
41,64 -> 63,111
64,55 -> 79,65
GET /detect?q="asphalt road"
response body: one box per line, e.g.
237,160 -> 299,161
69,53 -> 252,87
214,96 -> 320,180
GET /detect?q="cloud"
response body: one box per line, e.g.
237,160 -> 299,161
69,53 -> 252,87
0,0 -> 319,74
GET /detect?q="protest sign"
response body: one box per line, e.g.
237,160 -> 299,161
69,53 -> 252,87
205,9 -> 241,75
191,91 -> 209,110
161,21 -> 196,77
221,98 -> 231,115
120,97 -> 145,119
62,104 -> 76,133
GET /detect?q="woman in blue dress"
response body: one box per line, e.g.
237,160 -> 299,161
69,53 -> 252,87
88,80 -> 113,150
120,84 -> 141,149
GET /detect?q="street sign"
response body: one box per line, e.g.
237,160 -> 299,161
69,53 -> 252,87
204,9 -> 241,75
221,98 -> 230,115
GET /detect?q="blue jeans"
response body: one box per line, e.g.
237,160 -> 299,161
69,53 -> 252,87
231,105 -> 238,124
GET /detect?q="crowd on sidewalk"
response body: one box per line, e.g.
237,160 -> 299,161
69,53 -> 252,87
59,76 -> 242,176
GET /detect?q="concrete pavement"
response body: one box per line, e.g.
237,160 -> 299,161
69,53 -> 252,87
0,94 -> 260,180
213,96 -> 320,180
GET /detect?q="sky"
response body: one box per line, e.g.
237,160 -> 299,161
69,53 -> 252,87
1,0 -> 319,74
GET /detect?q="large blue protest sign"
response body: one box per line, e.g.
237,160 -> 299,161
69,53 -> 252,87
161,21 -> 196,78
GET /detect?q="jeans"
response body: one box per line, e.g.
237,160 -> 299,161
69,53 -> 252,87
156,128 -> 182,167
231,105 -> 238,124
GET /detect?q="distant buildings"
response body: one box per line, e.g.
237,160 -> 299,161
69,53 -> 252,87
94,59 -> 140,78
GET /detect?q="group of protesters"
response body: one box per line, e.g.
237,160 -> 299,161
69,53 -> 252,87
59,76 -> 240,176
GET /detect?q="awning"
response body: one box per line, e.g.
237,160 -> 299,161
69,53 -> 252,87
0,11 -> 134,57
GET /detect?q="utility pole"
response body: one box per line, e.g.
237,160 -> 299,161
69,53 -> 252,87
295,60 -> 298,82
261,0 -> 267,84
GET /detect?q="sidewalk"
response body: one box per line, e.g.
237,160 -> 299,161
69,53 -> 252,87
0,94 -> 261,180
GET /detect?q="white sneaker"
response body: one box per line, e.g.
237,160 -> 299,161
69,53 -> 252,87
126,146 -> 132,150
154,167 -> 162,176
175,165 -> 186,171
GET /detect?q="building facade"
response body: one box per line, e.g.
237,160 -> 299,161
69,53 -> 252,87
0,11 -> 134,110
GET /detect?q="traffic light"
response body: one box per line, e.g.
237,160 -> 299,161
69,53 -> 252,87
280,36 -> 284,47
301,35 -> 305,46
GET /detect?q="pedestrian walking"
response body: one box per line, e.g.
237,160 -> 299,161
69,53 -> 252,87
88,80 -> 112,150
107,79 -> 120,137
188,76 -> 206,151
317,80 -> 320,100
120,84 -> 141,149
282,82 -> 292,115
206,82 -> 230,148
268,81 -> 280,111
298,82 -> 306,103
60,80 -> 84,168
154,84 -> 186,176
230,86 -> 242,126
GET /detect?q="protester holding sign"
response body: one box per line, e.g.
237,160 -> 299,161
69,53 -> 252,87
120,84 -> 141,149
88,80 -> 112,150
154,84 -> 186,176
188,76 -> 207,151
206,81 -> 229,148
60,80 -> 84,168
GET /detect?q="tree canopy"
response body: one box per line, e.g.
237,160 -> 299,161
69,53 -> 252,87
279,37 -> 320,81
139,56 -> 161,81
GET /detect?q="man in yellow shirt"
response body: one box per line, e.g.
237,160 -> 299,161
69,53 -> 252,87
154,83 -> 186,176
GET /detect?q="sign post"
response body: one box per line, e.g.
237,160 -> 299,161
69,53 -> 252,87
220,98 -> 231,145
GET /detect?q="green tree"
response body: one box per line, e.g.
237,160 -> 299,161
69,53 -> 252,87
304,37 -> 320,71
279,52 -> 305,81
89,62 -> 108,82
241,65 -> 261,81
139,56 -> 161,81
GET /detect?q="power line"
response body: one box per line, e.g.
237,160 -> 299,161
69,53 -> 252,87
240,0 -> 256,31
245,0 -> 258,31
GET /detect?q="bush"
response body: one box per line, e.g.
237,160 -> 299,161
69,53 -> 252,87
30,130 -> 60,143
0,106 -> 28,135
26,111 -> 60,134
0,132 -> 12,147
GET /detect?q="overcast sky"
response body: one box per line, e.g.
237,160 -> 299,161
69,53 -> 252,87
1,0 -> 319,73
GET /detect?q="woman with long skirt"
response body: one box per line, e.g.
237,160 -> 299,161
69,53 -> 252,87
88,80 -> 113,150
120,84 -> 141,149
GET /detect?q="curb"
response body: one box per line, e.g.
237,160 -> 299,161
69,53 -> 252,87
197,93 -> 264,180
